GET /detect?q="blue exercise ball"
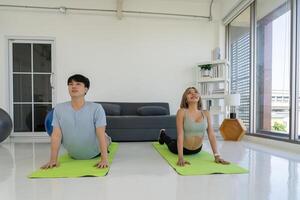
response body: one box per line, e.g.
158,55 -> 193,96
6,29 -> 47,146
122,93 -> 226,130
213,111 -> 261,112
0,108 -> 13,143
44,109 -> 54,136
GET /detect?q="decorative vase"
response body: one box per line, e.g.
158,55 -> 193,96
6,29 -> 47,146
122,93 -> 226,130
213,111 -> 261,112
202,69 -> 211,77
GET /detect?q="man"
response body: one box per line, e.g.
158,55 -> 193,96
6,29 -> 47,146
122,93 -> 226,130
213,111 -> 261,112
41,74 -> 111,169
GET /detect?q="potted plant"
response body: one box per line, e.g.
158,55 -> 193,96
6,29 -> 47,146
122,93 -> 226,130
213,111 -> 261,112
198,64 -> 212,77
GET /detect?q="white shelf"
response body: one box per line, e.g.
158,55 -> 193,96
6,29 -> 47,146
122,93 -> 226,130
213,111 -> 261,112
209,111 -> 225,115
202,94 -> 225,99
196,59 -> 230,131
197,59 -> 229,66
198,77 -> 225,83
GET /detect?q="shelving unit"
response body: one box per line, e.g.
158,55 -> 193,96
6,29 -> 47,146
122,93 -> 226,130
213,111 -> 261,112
195,59 -> 230,130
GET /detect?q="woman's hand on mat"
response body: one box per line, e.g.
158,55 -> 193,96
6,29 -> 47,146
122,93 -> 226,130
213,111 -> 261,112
40,160 -> 59,169
214,156 -> 230,165
177,158 -> 190,166
95,159 -> 109,168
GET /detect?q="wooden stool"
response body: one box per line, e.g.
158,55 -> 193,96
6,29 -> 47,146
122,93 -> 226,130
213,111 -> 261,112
219,119 -> 246,141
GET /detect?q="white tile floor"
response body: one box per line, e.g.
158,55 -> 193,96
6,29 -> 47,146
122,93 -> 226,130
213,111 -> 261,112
0,140 -> 299,200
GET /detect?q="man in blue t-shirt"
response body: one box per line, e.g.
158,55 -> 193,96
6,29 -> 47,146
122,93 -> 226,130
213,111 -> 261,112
41,74 -> 111,169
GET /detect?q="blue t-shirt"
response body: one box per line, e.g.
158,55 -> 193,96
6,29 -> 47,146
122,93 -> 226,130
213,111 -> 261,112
52,101 -> 106,159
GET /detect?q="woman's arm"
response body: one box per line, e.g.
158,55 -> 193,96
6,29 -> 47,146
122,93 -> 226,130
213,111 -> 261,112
204,111 -> 230,164
176,109 -> 190,166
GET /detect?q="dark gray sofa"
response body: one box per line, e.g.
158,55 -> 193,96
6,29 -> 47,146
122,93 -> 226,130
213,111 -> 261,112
96,102 -> 177,142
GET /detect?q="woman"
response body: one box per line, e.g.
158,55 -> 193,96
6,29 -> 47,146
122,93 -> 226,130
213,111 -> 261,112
158,87 -> 229,166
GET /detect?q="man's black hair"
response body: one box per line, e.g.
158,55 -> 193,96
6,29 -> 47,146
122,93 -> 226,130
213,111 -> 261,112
67,74 -> 90,89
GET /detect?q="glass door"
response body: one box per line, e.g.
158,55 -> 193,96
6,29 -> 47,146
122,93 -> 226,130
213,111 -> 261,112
256,0 -> 291,137
9,40 -> 54,136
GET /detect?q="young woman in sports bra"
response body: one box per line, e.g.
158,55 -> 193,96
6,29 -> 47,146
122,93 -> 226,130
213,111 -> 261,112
158,87 -> 229,166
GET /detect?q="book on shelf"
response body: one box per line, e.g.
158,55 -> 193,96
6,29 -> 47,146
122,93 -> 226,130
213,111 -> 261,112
212,89 -> 225,94
199,86 -> 225,96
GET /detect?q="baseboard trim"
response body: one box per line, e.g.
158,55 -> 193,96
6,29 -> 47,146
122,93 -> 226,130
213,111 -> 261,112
9,136 -> 50,143
244,135 -> 300,154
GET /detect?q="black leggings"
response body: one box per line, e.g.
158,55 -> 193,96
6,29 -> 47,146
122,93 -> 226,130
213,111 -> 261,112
161,132 -> 202,155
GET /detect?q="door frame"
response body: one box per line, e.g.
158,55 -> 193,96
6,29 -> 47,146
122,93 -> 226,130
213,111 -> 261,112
7,36 -> 56,137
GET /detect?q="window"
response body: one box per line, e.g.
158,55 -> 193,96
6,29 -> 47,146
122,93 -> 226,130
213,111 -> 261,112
256,0 -> 291,136
226,0 -> 299,142
272,96 -> 276,102
228,7 -> 251,131
10,41 -> 54,135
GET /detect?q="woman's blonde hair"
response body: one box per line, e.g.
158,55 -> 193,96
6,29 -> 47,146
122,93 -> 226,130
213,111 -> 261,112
180,87 -> 202,110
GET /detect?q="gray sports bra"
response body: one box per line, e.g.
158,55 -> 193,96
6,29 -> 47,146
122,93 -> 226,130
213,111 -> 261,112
183,109 -> 208,137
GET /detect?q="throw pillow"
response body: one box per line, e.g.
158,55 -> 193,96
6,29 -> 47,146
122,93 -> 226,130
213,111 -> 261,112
101,103 -> 121,116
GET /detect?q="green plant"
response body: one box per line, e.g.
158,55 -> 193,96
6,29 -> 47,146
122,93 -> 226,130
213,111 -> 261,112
199,64 -> 212,70
272,122 -> 287,132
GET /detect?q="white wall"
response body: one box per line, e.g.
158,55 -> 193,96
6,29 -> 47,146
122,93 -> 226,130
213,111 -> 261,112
0,0 -> 223,114
220,0 -> 242,18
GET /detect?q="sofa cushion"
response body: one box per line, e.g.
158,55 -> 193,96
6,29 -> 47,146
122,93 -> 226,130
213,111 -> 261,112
101,103 -> 121,116
106,115 -> 176,129
97,102 -> 170,115
137,106 -> 168,116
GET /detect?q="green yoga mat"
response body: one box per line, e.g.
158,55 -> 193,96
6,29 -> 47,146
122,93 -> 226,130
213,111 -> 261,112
29,142 -> 118,178
153,142 -> 248,176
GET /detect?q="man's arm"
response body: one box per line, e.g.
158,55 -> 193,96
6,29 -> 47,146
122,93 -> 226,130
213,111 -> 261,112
95,127 -> 109,168
41,127 -> 62,169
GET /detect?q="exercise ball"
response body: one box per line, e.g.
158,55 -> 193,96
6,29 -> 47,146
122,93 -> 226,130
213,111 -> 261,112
0,108 -> 13,143
44,109 -> 54,136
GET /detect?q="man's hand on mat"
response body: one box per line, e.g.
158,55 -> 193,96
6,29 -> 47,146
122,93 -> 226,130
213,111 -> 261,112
214,156 -> 230,165
95,159 -> 109,168
40,160 -> 59,169
177,158 -> 191,166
